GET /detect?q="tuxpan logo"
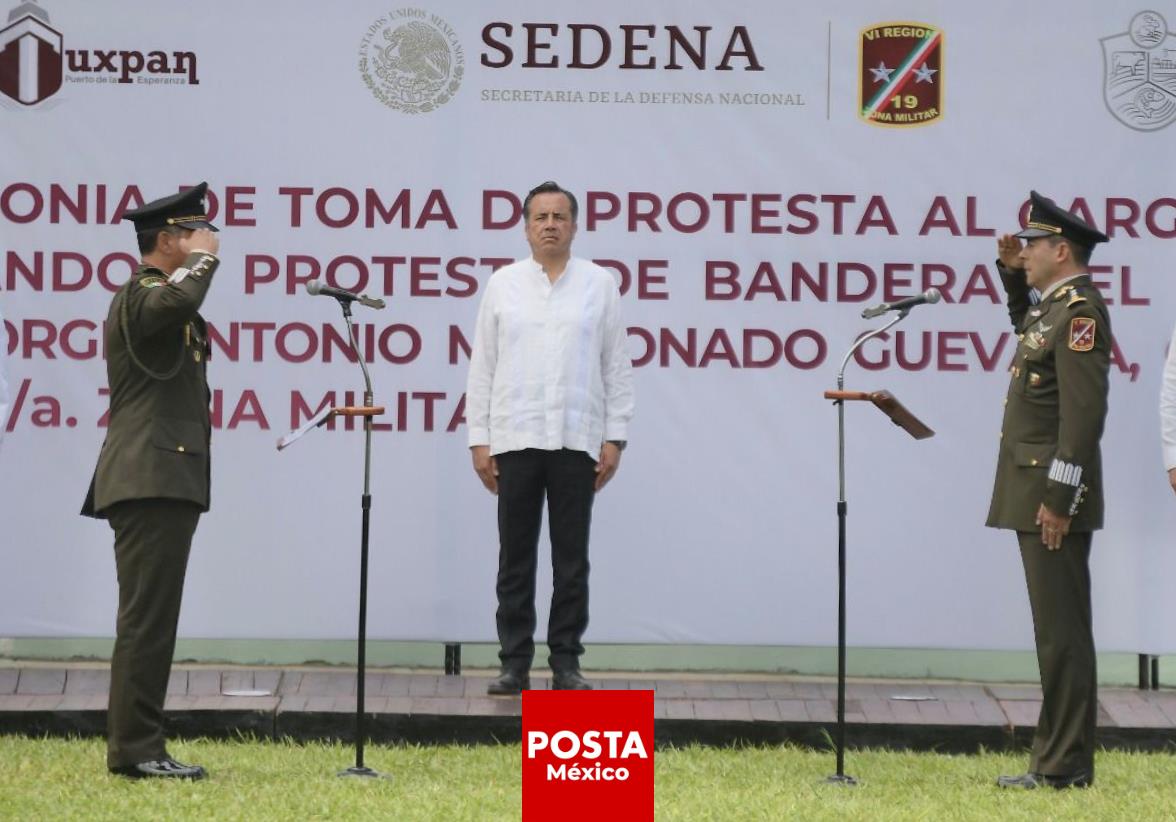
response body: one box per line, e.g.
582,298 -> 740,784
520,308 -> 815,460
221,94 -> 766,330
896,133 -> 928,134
0,1 -> 61,105
0,0 -> 201,109
1102,11 -> 1176,131
858,22 -> 943,127
359,8 -> 464,114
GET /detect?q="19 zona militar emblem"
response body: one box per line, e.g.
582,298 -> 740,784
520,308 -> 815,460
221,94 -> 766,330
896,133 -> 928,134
1069,318 -> 1097,352
859,22 -> 943,127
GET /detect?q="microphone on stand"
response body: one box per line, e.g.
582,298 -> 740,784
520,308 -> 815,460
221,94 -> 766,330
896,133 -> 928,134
305,279 -> 386,310
861,288 -> 942,319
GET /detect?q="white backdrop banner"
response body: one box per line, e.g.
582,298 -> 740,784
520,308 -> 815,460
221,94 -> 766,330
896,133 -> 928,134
2,1 -> 1175,651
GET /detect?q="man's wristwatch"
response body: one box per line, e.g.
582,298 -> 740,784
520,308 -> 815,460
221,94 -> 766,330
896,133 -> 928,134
607,440 -> 627,452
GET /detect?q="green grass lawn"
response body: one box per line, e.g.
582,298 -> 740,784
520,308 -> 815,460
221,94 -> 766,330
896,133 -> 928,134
1,736 -> 1173,821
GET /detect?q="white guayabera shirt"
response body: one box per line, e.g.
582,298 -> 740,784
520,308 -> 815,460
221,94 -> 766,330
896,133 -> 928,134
1161,322 -> 1176,471
466,256 -> 635,459
0,304 -> 8,453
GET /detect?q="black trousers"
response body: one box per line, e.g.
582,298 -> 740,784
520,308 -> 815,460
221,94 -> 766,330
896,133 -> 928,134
105,498 -> 201,769
495,448 -> 596,672
1017,530 -> 1097,777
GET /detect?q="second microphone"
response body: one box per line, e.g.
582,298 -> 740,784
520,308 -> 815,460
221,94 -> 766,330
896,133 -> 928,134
305,279 -> 386,310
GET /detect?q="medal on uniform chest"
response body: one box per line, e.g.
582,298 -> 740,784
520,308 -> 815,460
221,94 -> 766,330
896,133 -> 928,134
1022,320 -> 1052,351
186,323 -> 203,362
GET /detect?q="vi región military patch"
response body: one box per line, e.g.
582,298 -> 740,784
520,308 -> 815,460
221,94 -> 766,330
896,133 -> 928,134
1069,318 -> 1097,352
859,22 -> 943,127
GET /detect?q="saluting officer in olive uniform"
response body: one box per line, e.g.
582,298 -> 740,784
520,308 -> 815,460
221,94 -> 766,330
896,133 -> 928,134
81,183 -> 220,780
988,191 -> 1110,790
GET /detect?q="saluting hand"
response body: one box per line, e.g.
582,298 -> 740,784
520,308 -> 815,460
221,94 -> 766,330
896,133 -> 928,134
181,228 -> 220,256
997,234 -> 1023,269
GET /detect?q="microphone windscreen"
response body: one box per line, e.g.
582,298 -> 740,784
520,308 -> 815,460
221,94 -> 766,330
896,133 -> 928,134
306,280 -> 324,296
924,287 -> 943,304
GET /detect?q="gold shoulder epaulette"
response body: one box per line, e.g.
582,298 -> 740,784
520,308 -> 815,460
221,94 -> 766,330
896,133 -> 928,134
138,275 -> 166,288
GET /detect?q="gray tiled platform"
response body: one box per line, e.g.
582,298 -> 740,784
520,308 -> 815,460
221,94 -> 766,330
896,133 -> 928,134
2,663 -> 1176,752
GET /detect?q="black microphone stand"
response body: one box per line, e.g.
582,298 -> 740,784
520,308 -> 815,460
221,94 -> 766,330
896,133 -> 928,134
334,297 -> 385,780
825,308 -> 910,787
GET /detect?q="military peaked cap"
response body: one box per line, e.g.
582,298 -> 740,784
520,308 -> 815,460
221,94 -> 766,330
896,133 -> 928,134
1015,190 -> 1107,249
122,182 -> 218,232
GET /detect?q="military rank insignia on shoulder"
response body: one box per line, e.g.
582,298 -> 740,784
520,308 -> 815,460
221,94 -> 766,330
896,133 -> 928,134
139,275 -> 166,289
1066,290 -> 1088,308
1069,317 -> 1096,352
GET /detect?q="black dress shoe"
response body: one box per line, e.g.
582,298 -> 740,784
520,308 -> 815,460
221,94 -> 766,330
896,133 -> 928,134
110,757 -> 207,780
487,669 -> 530,695
996,771 -> 1092,789
551,669 -> 593,690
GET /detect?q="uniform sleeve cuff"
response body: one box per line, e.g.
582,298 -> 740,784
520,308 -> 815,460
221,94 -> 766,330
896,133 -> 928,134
1044,480 -> 1086,518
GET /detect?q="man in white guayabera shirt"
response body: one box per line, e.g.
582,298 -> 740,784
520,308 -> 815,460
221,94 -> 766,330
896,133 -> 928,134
0,303 -> 9,454
1161,322 -> 1176,496
466,180 -> 635,695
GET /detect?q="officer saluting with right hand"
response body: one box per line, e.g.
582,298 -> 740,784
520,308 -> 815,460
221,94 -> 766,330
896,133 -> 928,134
82,182 -> 220,780
987,191 -> 1111,790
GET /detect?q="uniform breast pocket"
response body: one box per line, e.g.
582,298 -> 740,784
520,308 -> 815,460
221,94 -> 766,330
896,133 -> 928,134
1013,441 -> 1054,469
1019,347 -> 1056,401
151,417 -> 205,457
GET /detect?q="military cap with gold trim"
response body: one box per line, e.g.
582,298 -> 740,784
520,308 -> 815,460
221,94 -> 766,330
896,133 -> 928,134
122,181 -> 219,233
1015,190 -> 1107,249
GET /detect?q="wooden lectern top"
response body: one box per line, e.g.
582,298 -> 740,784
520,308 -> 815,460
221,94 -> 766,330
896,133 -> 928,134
823,389 -> 934,440
331,406 -> 385,417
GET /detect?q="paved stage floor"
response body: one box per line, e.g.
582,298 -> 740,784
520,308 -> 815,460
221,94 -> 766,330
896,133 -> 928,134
3,662 -> 1175,752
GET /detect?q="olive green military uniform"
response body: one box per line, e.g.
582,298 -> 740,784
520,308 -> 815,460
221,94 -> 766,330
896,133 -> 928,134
986,263 -> 1110,778
81,250 -> 218,769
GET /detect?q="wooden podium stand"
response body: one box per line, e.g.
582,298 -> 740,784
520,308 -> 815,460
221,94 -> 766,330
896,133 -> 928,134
278,292 -> 390,779
822,314 -> 935,786
278,403 -> 386,779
